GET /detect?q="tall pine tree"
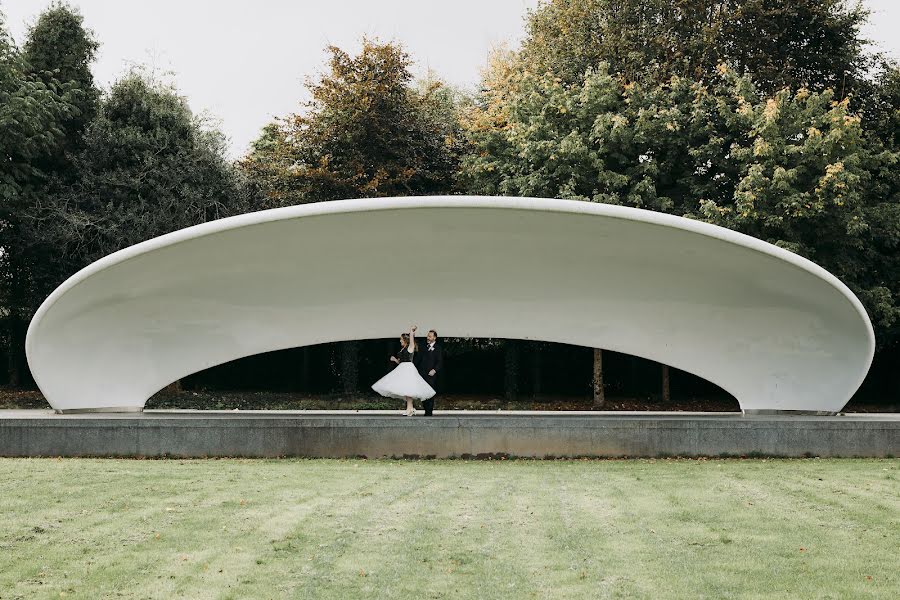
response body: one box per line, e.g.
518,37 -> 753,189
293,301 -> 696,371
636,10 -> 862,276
0,9 -> 81,385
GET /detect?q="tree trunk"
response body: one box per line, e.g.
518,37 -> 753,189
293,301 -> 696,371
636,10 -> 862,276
629,355 -> 638,397
531,342 -> 542,398
340,341 -> 359,396
592,348 -> 605,408
300,346 -> 311,393
504,340 -> 520,401
661,364 -> 671,402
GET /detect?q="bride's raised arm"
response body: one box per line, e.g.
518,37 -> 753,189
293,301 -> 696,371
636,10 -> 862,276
408,325 -> 417,354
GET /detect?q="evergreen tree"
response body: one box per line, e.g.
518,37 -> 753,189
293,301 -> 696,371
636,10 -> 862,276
23,1 -> 99,162
0,12 -> 76,384
519,0 -> 870,94
40,71 -> 249,265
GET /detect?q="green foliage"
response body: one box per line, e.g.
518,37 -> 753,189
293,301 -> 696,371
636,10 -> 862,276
0,11 -> 80,384
241,40 -> 465,207
520,0 -> 871,94
521,0 -> 716,84
23,1 -> 99,155
462,62 -> 900,346
696,82 -> 900,339
860,62 -> 900,150
37,71 -> 249,265
463,63 -> 731,214
716,0 -> 870,94
698,88 -> 868,252
0,16 -> 72,224
6,2 -> 100,314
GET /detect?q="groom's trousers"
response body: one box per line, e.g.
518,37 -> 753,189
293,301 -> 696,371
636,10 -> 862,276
423,374 -> 438,416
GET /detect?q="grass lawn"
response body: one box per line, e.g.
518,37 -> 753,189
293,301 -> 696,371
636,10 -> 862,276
0,458 -> 897,599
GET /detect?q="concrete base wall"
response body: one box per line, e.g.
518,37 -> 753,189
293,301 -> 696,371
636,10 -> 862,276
1,411 -> 898,458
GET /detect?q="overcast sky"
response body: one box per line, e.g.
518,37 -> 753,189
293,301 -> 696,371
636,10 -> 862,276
2,0 -> 899,158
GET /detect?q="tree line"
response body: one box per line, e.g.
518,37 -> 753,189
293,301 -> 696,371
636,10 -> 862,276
2,1 -> 898,402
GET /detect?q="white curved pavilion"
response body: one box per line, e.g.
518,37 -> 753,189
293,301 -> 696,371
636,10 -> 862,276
26,196 -> 874,414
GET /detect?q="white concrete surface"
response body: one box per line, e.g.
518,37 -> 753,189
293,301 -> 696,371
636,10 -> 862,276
2,410 -> 897,458
25,196 -> 875,413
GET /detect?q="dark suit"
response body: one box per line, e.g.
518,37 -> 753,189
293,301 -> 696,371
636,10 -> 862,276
415,340 -> 443,416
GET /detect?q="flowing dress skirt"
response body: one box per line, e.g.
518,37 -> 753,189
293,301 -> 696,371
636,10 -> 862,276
372,362 -> 436,400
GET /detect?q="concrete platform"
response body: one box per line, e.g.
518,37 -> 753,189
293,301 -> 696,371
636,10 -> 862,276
1,410 -> 897,458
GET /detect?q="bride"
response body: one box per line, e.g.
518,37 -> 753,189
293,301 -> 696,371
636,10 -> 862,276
372,325 -> 436,416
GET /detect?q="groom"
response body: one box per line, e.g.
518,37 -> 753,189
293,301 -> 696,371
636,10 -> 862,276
416,329 -> 443,416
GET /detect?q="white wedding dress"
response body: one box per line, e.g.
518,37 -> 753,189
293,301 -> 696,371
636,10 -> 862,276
372,344 -> 436,400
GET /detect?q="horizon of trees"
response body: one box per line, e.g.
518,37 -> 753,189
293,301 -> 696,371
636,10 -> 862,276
2,0 -> 898,404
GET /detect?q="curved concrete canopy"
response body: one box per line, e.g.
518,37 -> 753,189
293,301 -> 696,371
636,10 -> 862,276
26,196 -> 874,414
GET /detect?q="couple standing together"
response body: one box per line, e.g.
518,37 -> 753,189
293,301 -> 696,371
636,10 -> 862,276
372,326 -> 443,416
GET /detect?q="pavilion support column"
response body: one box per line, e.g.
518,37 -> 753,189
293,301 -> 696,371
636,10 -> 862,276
592,348 -> 605,409
340,341 -> 359,396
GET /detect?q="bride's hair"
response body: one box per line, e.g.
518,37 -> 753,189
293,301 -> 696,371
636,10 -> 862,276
400,333 -> 416,350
